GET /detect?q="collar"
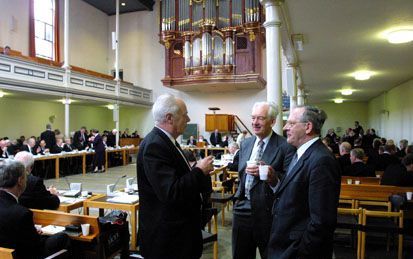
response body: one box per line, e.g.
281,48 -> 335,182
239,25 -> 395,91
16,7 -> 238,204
2,190 -> 18,203
156,126 -> 176,145
296,137 -> 319,160
253,131 -> 273,147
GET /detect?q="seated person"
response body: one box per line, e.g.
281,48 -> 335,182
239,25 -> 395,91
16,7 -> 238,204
381,154 -> 413,186
221,135 -> 229,148
226,142 -> 239,172
35,140 -> 49,155
186,135 -> 197,146
20,137 -> 37,155
0,159 -> 70,258
337,142 -> 352,170
50,138 -> 64,154
343,148 -> 375,177
377,144 -> 400,171
15,151 -> 60,210
62,138 -> 75,152
1,45 -> 11,55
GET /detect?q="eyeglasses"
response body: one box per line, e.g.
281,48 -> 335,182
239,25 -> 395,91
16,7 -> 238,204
251,116 -> 267,121
284,120 -> 308,128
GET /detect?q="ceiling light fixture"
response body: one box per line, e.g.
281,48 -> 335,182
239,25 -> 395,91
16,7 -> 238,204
341,89 -> 353,96
60,98 -> 72,104
334,98 -> 344,104
107,104 -> 114,110
353,70 -> 373,81
121,2 -> 126,6
386,29 -> 413,44
0,92 -> 4,98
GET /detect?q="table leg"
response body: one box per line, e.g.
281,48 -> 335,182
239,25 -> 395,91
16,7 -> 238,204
130,208 -> 137,249
123,150 -> 127,166
82,153 -> 86,175
84,206 -> 89,215
55,158 -> 60,179
105,151 -> 108,171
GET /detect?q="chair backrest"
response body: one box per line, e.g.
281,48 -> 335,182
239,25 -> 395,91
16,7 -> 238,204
0,247 -> 14,259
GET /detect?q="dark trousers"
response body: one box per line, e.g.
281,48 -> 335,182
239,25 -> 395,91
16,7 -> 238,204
42,232 -> 71,258
232,213 -> 268,259
93,150 -> 105,170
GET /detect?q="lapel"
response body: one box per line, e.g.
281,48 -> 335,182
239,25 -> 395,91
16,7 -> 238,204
275,139 -> 321,194
152,127 -> 190,172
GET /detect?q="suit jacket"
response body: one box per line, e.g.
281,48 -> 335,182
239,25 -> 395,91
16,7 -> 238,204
40,130 -> 56,149
186,139 -> 197,146
377,153 -> 400,171
343,162 -> 375,177
62,143 -> 75,152
93,134 -> 105,153
227,149 -> 240,171
73,131 -> 87,150
20,144 -> 37,155
210,132 -> 222,146
337,154 -> 351,171
234,132 -> 295,243
268,140 -> 341,259
137,127 -> 211,258
19,175 -> 60,210
0,190 -> 44,258
381,164 -> 409,186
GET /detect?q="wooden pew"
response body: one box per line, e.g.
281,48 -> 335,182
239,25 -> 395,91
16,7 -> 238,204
0,247 -> 14,259
31,209 -> 100,242
340,184 -> 413,202
119,138 -> 141,147
341,176 -> 381,185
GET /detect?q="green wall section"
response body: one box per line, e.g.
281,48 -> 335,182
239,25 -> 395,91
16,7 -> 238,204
0,97 -> 149,139
314,102 -> 368,138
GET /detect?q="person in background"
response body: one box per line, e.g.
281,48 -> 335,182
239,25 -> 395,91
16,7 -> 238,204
343,148 -> 375,177
73,126 -> 88,150
21,137 -> 37,155
40,124 -> 56,149
381,154 -> 413,186
236,130 -> 248,146
15,151 -> 60,210
337,142 -> 352,171
2,45 -> 11,55
353,121 -> 364,136
210,129 -> 222,147
187,135 -> 197,146
91,129 -> 105,173
0,159 -> 70,258
397,139 -> 408,158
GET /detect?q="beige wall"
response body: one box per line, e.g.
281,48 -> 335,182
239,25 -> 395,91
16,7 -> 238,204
314,102 -> 369,138
368,78 -> 413,143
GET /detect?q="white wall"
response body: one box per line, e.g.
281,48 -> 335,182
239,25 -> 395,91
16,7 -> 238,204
368,79 -> 413,143
0,0 -> 30,54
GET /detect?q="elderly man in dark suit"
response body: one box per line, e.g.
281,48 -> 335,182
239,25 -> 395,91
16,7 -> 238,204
0,159 -> 70,258
73,126 -> 88,150
232,101 -> 295,259
40,124 -> 56,149
137,94 -> 214,259
91,129 -> 105,173
268,106 -> 341,259
15,151 -> 60,210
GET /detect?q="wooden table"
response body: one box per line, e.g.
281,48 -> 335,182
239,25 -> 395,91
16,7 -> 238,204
57,194 -> 105,213
83,194 -> 139,249
183,146 -> 228,157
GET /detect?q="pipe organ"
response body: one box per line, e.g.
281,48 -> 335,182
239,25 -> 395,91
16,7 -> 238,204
160,0 -> 266,91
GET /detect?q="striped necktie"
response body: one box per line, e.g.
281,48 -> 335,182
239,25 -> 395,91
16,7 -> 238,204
245,140 -> 265,200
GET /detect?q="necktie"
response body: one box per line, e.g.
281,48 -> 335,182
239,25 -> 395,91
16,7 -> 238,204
287,153 -> 298,176
245,140 -> 265,200
175,141 -> 191,169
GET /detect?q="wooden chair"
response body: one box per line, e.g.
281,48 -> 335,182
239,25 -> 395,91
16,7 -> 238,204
336,208 -> 363,259
360,209 -> 404,259
202,208 -> 218,259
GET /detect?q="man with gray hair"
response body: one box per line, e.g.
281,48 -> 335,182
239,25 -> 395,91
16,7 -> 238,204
15,151 -> 60,210
232,101 -> 295,259
268,106 -> 341,259
40,124 -> 56,149
0,159 -> 70,258
137,94 -> 214,258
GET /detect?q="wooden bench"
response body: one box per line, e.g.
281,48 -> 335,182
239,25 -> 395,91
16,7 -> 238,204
0,247 -> 14,259
341,176 -> 381,185
340,184 -> 413,202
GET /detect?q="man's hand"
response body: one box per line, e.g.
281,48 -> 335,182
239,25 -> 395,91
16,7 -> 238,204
196,155 -> 214,175
48,185 -> 58,195
266,166 -> 280,187
245,163 -> 259,177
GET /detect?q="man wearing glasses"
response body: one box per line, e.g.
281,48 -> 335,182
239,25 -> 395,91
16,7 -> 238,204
268,106 -> 341,259
232,101 -> 295,259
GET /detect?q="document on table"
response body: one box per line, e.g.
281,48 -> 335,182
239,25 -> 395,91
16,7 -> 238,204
41,225 -> 65,235
107,194 -> 139,204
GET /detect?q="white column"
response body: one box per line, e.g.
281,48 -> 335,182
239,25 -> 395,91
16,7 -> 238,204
114,0 -> 120,81
64,97 -> 70,137
297,87 -> 305,106
260,0 -> 283,134
62,0 -> 70,69
288,66 -> 298,112
113,104 -> 120,147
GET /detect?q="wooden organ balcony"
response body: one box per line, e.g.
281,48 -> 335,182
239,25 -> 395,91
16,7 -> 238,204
159,0 -> 266,92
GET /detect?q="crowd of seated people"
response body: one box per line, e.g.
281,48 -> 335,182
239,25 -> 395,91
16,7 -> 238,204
324,121 -> 413,186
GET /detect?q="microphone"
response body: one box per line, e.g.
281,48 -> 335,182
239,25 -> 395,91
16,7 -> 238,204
63,176 -> 71,190
107,174 -> 127,196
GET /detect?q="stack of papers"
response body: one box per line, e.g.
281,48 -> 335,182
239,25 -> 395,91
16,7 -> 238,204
41,225 -> 65,235
107,195 -> 139,204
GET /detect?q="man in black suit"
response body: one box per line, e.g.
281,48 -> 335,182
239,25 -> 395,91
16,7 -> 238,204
268,106 -> 341,259
337,141 -> 352,171
20,137 -> 37,155
0,159 -> 70,258
15,151 -> 60,210
343,148 -> 375,177
40,124 -> 56,149
91,129 -> 105,172
73,126 -> 88,150
210,129 -> 222,146
377,144 -> 400,171
232,102 -> 295,259
137,94 -> 214,258
187,135 -> 197,146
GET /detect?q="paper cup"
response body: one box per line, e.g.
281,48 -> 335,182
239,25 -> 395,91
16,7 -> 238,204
346,179 -> 352,184
407,192 -> 412,200
81,224 -> 90,236
259,165 -> 269,180
355,180 -> 360,185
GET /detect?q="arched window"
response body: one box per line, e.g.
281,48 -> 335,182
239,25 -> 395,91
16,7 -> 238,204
30,0 -> 59,61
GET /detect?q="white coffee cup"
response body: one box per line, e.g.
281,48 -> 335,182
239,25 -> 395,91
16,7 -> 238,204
347,179 -> 352,184
355,180 -> 360,185
407,192 -> 412,200
259,165 -> 269,180
81,223 -> 90,236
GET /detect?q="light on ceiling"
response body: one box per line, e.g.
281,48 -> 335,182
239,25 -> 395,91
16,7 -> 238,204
0,92 -> 4,98
121,2 -> 126,6
60,98 -> 72,104
107,104 -> 115,110
341,89 -> 353,96
334,98 -> 344,104
353,70 -> 373,80
292,34 -> 304,51
386,29 -> 413,44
